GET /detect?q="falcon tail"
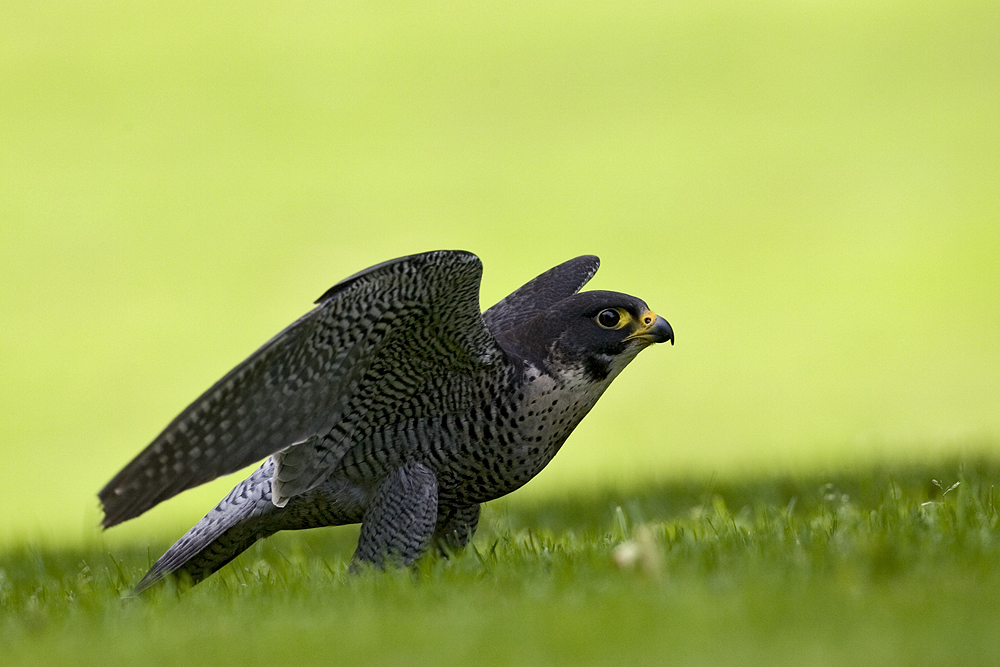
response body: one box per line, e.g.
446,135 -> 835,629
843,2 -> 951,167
132,459 -> 366,592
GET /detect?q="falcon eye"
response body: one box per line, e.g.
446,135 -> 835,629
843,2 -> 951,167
597,309 -> 623,329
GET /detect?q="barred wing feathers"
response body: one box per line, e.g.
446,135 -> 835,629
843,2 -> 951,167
99,251 -> 500,527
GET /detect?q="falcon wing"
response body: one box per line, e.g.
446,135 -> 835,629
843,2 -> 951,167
99,250 -> 500,527
482,255 -> 600,335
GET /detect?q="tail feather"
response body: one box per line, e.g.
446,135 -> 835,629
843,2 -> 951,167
134,458 -> 368,592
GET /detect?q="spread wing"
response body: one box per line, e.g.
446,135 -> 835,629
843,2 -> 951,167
99,250 -> 501,528
482,255 -> 600,335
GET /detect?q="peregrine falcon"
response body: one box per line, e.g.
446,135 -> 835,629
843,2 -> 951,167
99,251 -> 673,591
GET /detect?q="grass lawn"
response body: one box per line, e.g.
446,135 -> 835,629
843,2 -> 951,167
5,458 -> 1000,666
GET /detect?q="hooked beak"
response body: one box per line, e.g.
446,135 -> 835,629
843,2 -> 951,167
627,312 -> 674,345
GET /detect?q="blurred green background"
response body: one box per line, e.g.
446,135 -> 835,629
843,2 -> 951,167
2,1 -> 998,547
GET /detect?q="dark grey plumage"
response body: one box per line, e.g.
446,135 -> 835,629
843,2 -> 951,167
99,251 -> 673,591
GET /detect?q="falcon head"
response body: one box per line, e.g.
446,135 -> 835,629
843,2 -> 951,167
499,290 -> 673,382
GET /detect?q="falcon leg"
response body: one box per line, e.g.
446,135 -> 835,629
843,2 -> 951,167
352,461 -> 439,568
134,458 -> 366,593
433,503 -> 481,554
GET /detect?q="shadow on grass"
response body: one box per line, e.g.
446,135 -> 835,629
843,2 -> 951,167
4,456 -> 995,587
486,456 -> 998,536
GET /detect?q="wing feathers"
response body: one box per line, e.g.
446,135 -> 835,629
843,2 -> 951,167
482,255 -> 599,336
99,250 -> 494,527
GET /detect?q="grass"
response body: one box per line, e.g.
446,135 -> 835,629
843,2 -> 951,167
5,458 -> 1000,666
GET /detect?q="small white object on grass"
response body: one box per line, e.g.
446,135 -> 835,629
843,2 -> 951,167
611,524 -> 662,576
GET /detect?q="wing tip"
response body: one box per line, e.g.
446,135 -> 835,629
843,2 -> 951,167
576,255 -> 601,282
98,491 -> 135,529
98,472 -> 182,529
553,254 -> 601,292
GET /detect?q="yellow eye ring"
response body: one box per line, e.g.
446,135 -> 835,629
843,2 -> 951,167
596,308 -> 629,330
